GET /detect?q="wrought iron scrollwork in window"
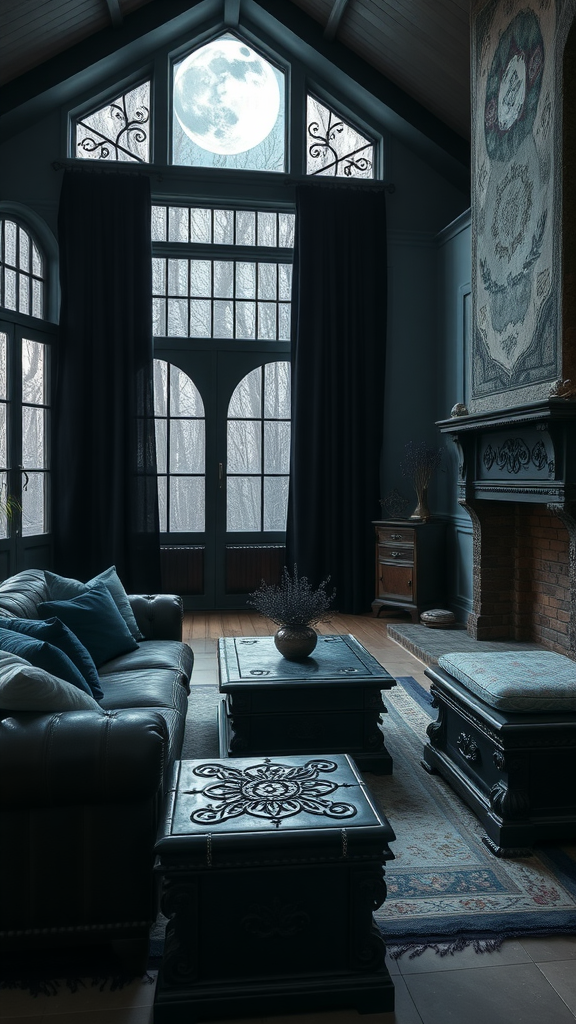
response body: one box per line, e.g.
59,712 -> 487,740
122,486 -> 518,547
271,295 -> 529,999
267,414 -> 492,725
306,95 -> 374,178
75,82 -> 151,163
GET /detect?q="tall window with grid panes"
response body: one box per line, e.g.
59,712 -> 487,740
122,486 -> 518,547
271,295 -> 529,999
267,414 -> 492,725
69,27 -> 378,606
0,214 -> 53,577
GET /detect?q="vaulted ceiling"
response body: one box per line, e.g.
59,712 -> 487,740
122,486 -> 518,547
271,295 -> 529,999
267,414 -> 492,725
0,0 -> 471,139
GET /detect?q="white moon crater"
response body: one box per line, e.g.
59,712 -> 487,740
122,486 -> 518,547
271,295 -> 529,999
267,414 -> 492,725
174,38 -> 280,155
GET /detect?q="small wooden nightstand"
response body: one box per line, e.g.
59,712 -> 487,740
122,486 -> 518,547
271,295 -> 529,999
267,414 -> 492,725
371,519 -> 446,621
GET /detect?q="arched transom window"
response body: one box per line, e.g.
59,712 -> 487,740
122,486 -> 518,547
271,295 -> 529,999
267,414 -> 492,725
0,219 -> 45,318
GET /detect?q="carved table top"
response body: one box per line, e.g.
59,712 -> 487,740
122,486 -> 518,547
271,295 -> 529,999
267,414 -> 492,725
218,634 -> 396,692
156,754 -> 395,858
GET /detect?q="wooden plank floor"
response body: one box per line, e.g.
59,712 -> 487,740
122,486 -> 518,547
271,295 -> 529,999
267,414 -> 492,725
182,610 -> 432,689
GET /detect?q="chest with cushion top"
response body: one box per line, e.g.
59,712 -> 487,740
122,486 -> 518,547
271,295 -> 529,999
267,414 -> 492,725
422,650 -> 576,856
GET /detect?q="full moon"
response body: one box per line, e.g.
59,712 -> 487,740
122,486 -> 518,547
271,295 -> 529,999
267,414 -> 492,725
174,38 -> 281,155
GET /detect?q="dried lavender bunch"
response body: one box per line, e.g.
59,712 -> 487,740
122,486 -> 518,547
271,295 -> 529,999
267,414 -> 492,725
400,441 -> 443,493
248,565 -> 335,627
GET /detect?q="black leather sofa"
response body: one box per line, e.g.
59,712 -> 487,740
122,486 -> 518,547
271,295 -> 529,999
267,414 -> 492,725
0,569 -> 193,971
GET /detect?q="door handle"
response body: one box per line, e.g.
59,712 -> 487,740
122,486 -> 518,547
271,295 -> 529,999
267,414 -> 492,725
218,462 -> 224,489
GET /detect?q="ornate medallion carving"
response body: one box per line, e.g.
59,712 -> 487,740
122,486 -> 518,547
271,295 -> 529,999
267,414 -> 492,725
185,758 -> 358,828
457,732 -> 480,762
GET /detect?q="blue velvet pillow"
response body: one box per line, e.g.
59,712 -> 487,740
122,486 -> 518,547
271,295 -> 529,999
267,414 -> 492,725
0,627 -> 93,695
38,582 -> 139,668
0,615 -> 103,701
44,566 -> 144,640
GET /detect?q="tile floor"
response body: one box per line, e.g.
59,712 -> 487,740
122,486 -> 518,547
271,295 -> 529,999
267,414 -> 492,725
2,616 -> 575,1024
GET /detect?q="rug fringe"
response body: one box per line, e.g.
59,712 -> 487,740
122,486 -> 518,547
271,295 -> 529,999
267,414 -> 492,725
0,972 -> 155,997
387,936 -> 505,960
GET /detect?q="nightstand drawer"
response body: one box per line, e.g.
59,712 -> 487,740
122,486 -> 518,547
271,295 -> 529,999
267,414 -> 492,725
378,544 -> 414,565
377,526 -> 415,546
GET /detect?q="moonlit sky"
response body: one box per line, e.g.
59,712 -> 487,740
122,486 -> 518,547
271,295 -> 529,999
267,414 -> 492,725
172,35 -> 286,171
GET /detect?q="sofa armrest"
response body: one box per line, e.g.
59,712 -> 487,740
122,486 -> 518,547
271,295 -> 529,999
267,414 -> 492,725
0,708 -> 168,808
129,593 -> 183,641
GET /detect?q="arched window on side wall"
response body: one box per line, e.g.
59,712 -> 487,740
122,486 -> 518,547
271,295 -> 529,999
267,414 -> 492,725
0,210 -> 55,572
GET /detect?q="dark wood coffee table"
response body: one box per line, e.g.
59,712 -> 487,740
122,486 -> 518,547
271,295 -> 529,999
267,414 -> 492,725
217,633 -> 396,773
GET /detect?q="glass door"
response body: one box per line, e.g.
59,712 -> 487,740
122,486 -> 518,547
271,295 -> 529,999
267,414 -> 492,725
0,320 -> 52,579
153,347 -> 290,608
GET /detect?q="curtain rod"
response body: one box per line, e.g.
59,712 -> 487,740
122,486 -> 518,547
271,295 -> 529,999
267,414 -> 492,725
51,161 -> 395,193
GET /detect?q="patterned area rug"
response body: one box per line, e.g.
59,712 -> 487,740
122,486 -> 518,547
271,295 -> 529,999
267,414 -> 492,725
368,677 -> 576,956
179,680 -> 576,957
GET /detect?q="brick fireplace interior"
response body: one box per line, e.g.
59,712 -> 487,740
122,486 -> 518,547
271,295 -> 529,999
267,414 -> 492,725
467,500 -> 574,656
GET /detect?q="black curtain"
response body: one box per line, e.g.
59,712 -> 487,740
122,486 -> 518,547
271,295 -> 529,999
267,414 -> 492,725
286,184 -> 387,613
54,169 -> 160,593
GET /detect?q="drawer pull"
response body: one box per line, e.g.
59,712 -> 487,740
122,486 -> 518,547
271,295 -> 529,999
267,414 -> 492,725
390,533 -> 403,540
457,732 -> 479,762
390,550 -> 404,558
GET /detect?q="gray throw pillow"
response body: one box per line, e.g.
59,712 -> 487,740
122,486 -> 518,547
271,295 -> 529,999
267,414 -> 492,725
0,651 -> 105,712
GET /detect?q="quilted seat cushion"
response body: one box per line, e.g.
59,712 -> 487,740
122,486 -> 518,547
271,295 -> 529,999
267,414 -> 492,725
438,651 -> 576,712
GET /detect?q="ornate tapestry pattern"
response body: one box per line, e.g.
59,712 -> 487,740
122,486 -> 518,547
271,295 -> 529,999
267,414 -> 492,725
472,0 -> 558,402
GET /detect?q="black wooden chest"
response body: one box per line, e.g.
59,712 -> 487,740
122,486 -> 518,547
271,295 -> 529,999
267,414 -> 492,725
422,663 -> 576,856
154,754 -> 396,1022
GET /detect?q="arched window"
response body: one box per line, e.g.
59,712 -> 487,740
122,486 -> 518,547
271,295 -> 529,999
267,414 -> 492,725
0,214 -> 52,558
153,359 -> 205,532
227,361 -> 291,532
0,217 -> 46,318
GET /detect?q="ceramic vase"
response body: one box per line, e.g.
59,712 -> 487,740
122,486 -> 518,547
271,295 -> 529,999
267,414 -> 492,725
273,624 -> 317,660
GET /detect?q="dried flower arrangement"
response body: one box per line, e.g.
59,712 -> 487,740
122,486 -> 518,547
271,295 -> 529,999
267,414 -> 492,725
400,441 -> 443,521
248,565 -> 335,627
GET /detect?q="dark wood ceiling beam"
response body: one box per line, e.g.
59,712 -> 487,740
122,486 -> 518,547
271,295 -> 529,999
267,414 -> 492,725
324,0 -> 350,41
104,0 -> 124,28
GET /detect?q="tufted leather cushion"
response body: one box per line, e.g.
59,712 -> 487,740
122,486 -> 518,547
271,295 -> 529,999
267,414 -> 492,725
438,651 -> 576,712
0,707 -> 167,806
130,593 -> 183,641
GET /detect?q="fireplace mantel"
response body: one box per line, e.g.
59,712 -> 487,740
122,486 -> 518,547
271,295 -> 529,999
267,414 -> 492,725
437,399 -> 576,507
